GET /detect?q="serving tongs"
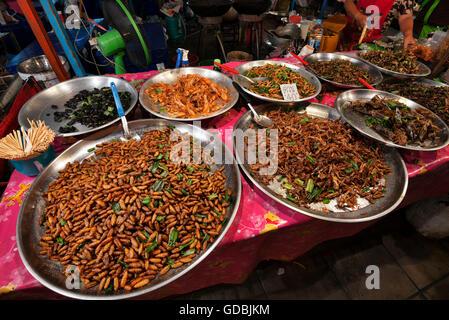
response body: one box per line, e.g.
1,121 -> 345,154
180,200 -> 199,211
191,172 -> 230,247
110,82 -> 141,142
290,51 -> 317,74
214,62 -> 268,84
358,77 -> 376,89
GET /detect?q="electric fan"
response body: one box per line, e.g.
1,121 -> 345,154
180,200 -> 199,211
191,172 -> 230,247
94,0 -> 152,74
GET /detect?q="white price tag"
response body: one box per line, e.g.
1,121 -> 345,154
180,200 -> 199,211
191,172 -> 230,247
280,84 -> 301,101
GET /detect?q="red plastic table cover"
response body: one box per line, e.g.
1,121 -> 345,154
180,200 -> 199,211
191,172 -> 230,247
1,57 -> 449,299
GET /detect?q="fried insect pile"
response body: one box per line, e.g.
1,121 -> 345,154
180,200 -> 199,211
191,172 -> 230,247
39,127 -> 233,293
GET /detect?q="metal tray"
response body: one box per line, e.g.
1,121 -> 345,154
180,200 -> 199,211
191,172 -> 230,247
232,60 -> 321,104
233,103 -> 408,223
303,52 -> 383,89
139,67 -> 239,121
357,50 -> 431,79
416,78 -> 449,87
335,89 -> 449,151
379,77 -> 448,89
18,76 -> 138,137
16,119 -> 242,300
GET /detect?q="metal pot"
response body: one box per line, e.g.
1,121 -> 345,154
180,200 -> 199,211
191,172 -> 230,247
233,0 -> 272,15
188,0 -> 234,17
17,55 -> 70,88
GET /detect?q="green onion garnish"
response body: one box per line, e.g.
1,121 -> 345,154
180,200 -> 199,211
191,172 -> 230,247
168,229 -> 178,247
152,180 -> 165,191
306,154 -> 315,164
350,160 -> 359,171
305,179 -> 314,193
183,248 -> 196,256
284,183 -> 293,190
145,236 -> 158,253
286,194 -> 298,203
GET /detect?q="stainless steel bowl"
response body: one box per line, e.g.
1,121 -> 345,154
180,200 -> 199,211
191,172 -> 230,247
17,55 -> 71,88
18,76 -> 138,137
303,52 -> 383,89
233,60 -> 321,104
335,89 -> 449,151
270,23 -> 301,40
17,54 -> 69,75
16,119 -> 242,300
357,50 -> 431,79
139,67 -> 239,121
233,102 -> 408,223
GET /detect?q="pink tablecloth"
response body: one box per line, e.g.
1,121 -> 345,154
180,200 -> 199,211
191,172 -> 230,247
2,58 -> 449,299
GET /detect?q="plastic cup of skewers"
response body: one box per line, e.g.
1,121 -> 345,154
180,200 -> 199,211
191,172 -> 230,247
0,120 -> 56,176
9,145 -> 56,176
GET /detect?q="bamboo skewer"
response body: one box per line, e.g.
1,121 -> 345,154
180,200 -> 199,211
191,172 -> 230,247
358,23 -> 367,45
0,119 -> 55,160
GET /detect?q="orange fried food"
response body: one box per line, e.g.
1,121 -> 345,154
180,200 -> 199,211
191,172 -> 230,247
145,74 -> 230,119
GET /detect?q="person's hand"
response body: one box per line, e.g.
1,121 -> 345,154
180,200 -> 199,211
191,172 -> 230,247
354,12 -> 368,30
403,35 -> 417,49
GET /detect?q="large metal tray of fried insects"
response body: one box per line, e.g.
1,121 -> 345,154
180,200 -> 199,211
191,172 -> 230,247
233,102 -> 408,223
357,50 -> 431,79
335,89 -> 449,152
139,67 -> 239,121
16,119 -> 242,300
232,60 -> 322,104
303,52 -> 383,89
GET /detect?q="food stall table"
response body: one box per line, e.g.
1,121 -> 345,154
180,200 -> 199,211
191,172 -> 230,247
2,57 -> 449,299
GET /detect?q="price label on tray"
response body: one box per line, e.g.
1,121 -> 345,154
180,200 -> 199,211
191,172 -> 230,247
280,84 -> 301,101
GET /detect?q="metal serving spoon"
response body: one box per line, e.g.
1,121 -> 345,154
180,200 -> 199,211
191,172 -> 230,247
232,81 -> 273,128
110,81 -> 141,142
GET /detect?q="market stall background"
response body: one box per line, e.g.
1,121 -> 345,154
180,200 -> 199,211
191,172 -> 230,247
2,57 -> 449,298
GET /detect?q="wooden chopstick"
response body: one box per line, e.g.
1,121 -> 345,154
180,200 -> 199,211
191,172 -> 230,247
358,24 -> 367,45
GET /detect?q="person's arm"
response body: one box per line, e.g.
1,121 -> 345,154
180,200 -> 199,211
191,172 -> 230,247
344,0 -> 367,29
399,13 -> 416,48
